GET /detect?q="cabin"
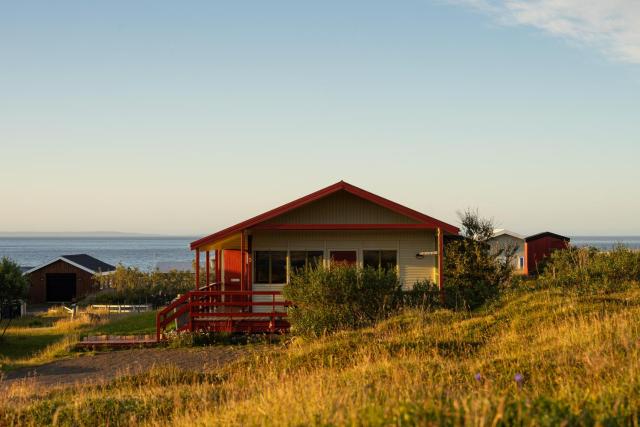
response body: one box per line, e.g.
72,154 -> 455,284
156,181 -> 459,338
524,232 -> 570,275
23,254 -> 115,304
488,229 -> 526,273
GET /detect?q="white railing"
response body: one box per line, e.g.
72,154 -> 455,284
90,304 -> 153,313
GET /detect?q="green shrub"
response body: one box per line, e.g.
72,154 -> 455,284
538,246 -> 640,293
443,243 -> 518,308
402,280 -> 441,309
166,330 -> 232,347
442,209 -> 516,309
0,257 -> 28,305
283,265 -> 402,336
91,266 -> 197,307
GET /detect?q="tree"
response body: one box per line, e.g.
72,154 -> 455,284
444,209 -> 516,309
0,257 -> 28,338
0,257 -> 28,306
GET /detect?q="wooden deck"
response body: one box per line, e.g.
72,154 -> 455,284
156,288 -> 290,340
76,335 -> 158,349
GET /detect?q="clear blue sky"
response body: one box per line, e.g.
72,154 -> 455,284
1,1 -> 639,235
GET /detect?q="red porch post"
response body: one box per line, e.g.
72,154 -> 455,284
205,250 -> 210,287
247,235 -> 253,290
437,228 -> 444,304
215,249 -> 221,285
195,248 -> 200,290
240,231 -> 245,291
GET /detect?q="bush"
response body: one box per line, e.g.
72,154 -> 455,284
165,330 -> 268,347
402,280 -> 442,309
91,266 -> 196,307
443,209 -> 516,310
283,265 -> 402,336
0,257 -> 28,305
538,246 -> 640,293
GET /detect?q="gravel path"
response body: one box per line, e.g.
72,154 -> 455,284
0,347 -> 243,391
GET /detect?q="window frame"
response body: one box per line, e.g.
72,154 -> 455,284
253,250 -> 288,285
362,249 -> 398,271
289,250 -> 324,275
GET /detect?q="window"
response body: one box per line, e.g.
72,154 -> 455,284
363,250 -> 397,271
519,257 -> 525,269
290,250 -> 324,273
330,250 -> 357,265
254,251 -> 287,284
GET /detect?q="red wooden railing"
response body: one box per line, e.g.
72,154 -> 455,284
156,286 -> 290,341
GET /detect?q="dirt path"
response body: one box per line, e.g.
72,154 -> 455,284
0,347 -> 243,391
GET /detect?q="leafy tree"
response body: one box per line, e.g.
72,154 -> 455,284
444,209 -> 516,309
0,257 -> 28,338
0,257 -> 28,305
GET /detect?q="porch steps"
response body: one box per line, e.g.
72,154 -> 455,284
76,335 -> 158,350
156,288 -> 291,340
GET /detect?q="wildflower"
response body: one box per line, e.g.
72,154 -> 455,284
474,373 -> 482,382
515,373 -> 524,389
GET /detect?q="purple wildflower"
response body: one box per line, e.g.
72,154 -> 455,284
515,373 -> 524,388
474,373 -> 482,382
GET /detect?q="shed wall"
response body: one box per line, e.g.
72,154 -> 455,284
525,237 -> 569,275
26,260 -> 96,304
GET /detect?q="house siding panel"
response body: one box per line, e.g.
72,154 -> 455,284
250,230 -> 437,292
263,191 -> 420,225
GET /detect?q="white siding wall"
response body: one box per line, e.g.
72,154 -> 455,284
251,230 -> 437,309
488,235 -> 526,272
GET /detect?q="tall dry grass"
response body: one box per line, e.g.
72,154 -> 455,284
2,289 -> 640,426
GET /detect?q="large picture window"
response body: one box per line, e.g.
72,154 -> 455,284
290,250 -> 324,273
254,251 -> 287,284
363,250 -> 397,271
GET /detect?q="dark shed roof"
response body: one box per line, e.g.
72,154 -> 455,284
62,254 -> 116,273
23,254 -> 116,275
525,232 -> 571,243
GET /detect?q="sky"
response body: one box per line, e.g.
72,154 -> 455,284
1,1 -> 639,236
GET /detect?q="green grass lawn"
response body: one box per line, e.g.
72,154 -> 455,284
86,311 -> 157,336
0,332 -> 65,360
0,310 -> 158,371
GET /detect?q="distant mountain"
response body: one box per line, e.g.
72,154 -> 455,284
0,231 -> 168,238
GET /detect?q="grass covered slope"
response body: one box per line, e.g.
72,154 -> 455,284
0,310 -> 157,371
4,289 -> 640,426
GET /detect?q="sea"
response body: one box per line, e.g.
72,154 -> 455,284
0,237 -> 196,271
1,236 -> 639,271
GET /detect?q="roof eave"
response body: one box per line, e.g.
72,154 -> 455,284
190,181 -> 459,250
22,256 -> 99,276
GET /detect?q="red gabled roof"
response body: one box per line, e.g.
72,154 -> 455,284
525,232 -> 571,243
190,181 -> 459,250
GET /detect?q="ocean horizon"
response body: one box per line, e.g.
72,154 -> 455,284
1,235 -> 639,271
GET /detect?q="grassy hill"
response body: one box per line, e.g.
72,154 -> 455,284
3,288 -> 640,426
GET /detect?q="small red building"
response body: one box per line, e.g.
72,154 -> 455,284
524,232 -> 570,275
23,254 -> 115,304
